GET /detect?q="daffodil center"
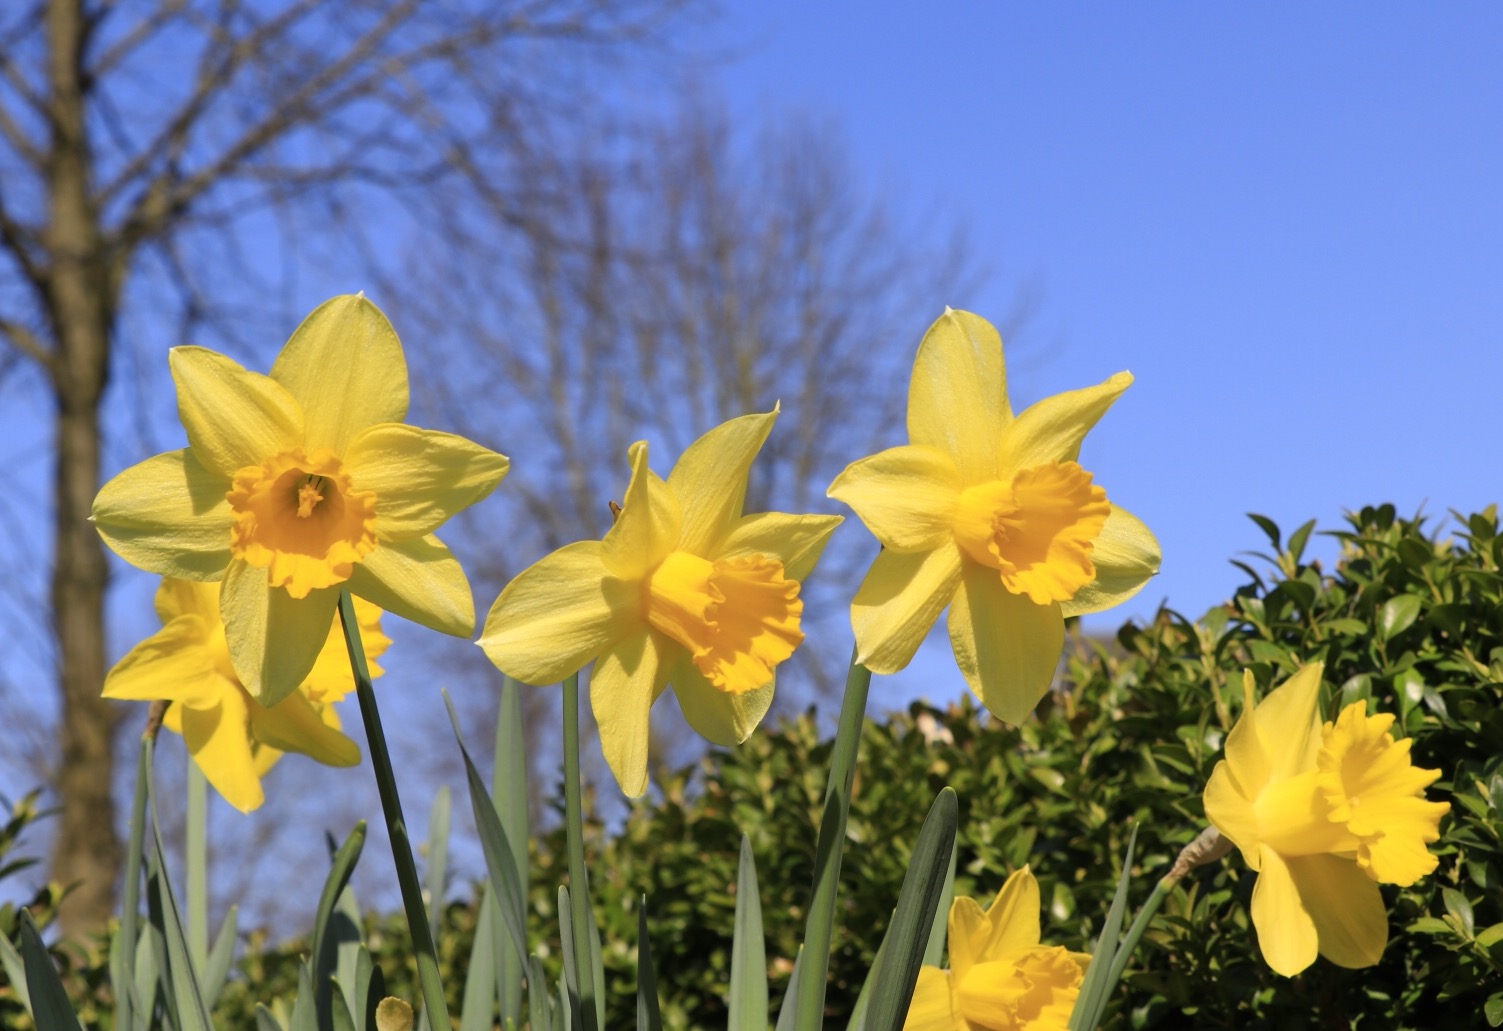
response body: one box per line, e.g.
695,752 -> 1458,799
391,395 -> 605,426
1314,701 -> 1448,884
227,448 -> 378,599
644,550 -> 804,695
951,461 -> 1111,605
955,947 -> 1084,1029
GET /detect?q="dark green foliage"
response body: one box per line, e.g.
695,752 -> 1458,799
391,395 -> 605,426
523,506 -> 1499,1028
5,505 -> 1498,1029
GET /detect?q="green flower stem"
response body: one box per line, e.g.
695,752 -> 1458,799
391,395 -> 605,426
339,591 -> 449,1027
562,672 -> 599,1031
186,758 -> 208,971
793,646 -> 872,1029
1105,827 -> 1233,990
116,731 -> 154,1031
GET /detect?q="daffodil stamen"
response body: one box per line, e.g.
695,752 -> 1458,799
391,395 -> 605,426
952,460 -> 1111,605
296,475 -> 326,518
228,447 -> 378,598
645,550 -> 804,695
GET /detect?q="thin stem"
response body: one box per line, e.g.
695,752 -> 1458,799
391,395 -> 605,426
562,672 -> 599,1031
339,591 -> 449,1027
792,646 -> 872,1029
186,758 -> 208,971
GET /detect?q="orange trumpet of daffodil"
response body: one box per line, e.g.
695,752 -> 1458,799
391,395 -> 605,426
103,579 -> 390,812
479,410 -> 841,796
828,309 -> 1160,723
905,865 -> 1088,1031
93,295 -> 508,704
1204,663 -> 1449,976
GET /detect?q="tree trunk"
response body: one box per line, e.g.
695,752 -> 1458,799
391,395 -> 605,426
46,0 -> 121,935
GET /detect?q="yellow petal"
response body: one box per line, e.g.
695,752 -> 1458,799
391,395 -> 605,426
154,578 -> 219,624
715,512 -> 844,583
1202,761 -> 1261,870
93,449 -> 235,580
220,560 -> 338,705
979,866 -> 1042,958
902,966 -> 956,1031
1286,853 -> 1387,969
602,442 -> 682,579
850,543 -> 963,674
1249,845 -> 1319,977
827,445 -> 962,553
996,372 -> 1133,482
248,691 -> 360,767
666,410 -> 776,557
345,424 -> 509,541
948,562 -> 1064,725
947,895 -> 986,985
1222,670 -> 1272,801
345,534 -> 474,637
180,689 -> 264,814
102,614 -> 223,710
907,309 -> 1012,484
669,656 -> 775,746
1058,504 -> 1162,618
169,347 -> 304,476
1256,663 -> 1325,783
269,295 -> 410,453
479,541 -> 638,686
590,631 -> 671,798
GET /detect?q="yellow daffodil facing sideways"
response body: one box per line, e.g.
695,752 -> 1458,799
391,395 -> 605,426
93,295 -> 508,704
479,411 -> 842,796
103,579 -> 391,812
828,309 -> 1161,723
1203,663 -> 1450,977
905,866 -> 1088,1031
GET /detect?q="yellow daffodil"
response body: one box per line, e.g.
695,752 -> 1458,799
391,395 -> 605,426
828,309 -> 1160,723
479,410 -> 842,796
905,866 -> 1088,1031
93,295 -> 508,703
1203,663 -> 1450,977
103,579 -> 391,812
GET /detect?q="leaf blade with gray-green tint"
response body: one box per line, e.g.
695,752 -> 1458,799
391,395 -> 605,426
18,910 -> 84,1031
862,787 -> 958,1031
203,903 -> 239,1007
728,835 -> 767,1031
637,896 -> 662,1031
1068,824 -> 1139,1031
312,822 -> 366,1030
147,756 -> 213,1031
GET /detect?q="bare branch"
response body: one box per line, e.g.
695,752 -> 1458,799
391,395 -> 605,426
0,315 -> 54,372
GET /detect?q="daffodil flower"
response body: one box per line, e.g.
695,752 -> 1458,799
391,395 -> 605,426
479,410 -> 842,796
1203,663 -> 1450,977
103,579 -> 390,812
93,295 -> 508,703
828,309 -> 1160,723
905,866 -> 1088,1031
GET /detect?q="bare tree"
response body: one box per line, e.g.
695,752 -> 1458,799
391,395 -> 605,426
394,98 -> 1029,790
0,0 -> 696,933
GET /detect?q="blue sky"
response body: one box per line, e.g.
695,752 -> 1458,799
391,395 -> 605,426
712,3 -> 1503,643
6,3 -> 1503,918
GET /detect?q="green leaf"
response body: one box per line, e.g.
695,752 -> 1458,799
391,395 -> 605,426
864,788 -> 958,1031
1486,991 -> 1503,1027
288,960 -> 317,1031
1248,513 -> 1281,549
922,841 -> 957,967
18,910 -> 83,1030
1443,887 -> 1475,938
255,1004 -> 286,1031
1379,594 -> 1423,642
424,785 -> 452,945
203,902 -> 239,1007
312,822 -> 366,1029
494,676 -> 530,1026
0,923 -> 29,1016
729,835 -> 768,1031
442,693 -> 529,964
528,954 -> 554,1031
147,756 -> 214,1031
637,895 -> 662,1031
1068,824 -> 1139,1031
1286,518 -> 1316,563
460,887 -> 498,1031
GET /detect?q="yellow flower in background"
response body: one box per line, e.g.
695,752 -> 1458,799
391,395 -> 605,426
1203,663 -> 1450,977
828,309 -> 1160,724
479,410 -> 842,796
93,295 -> 508,704
103,579 -> 391,813
905,866 -> 1088,1031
